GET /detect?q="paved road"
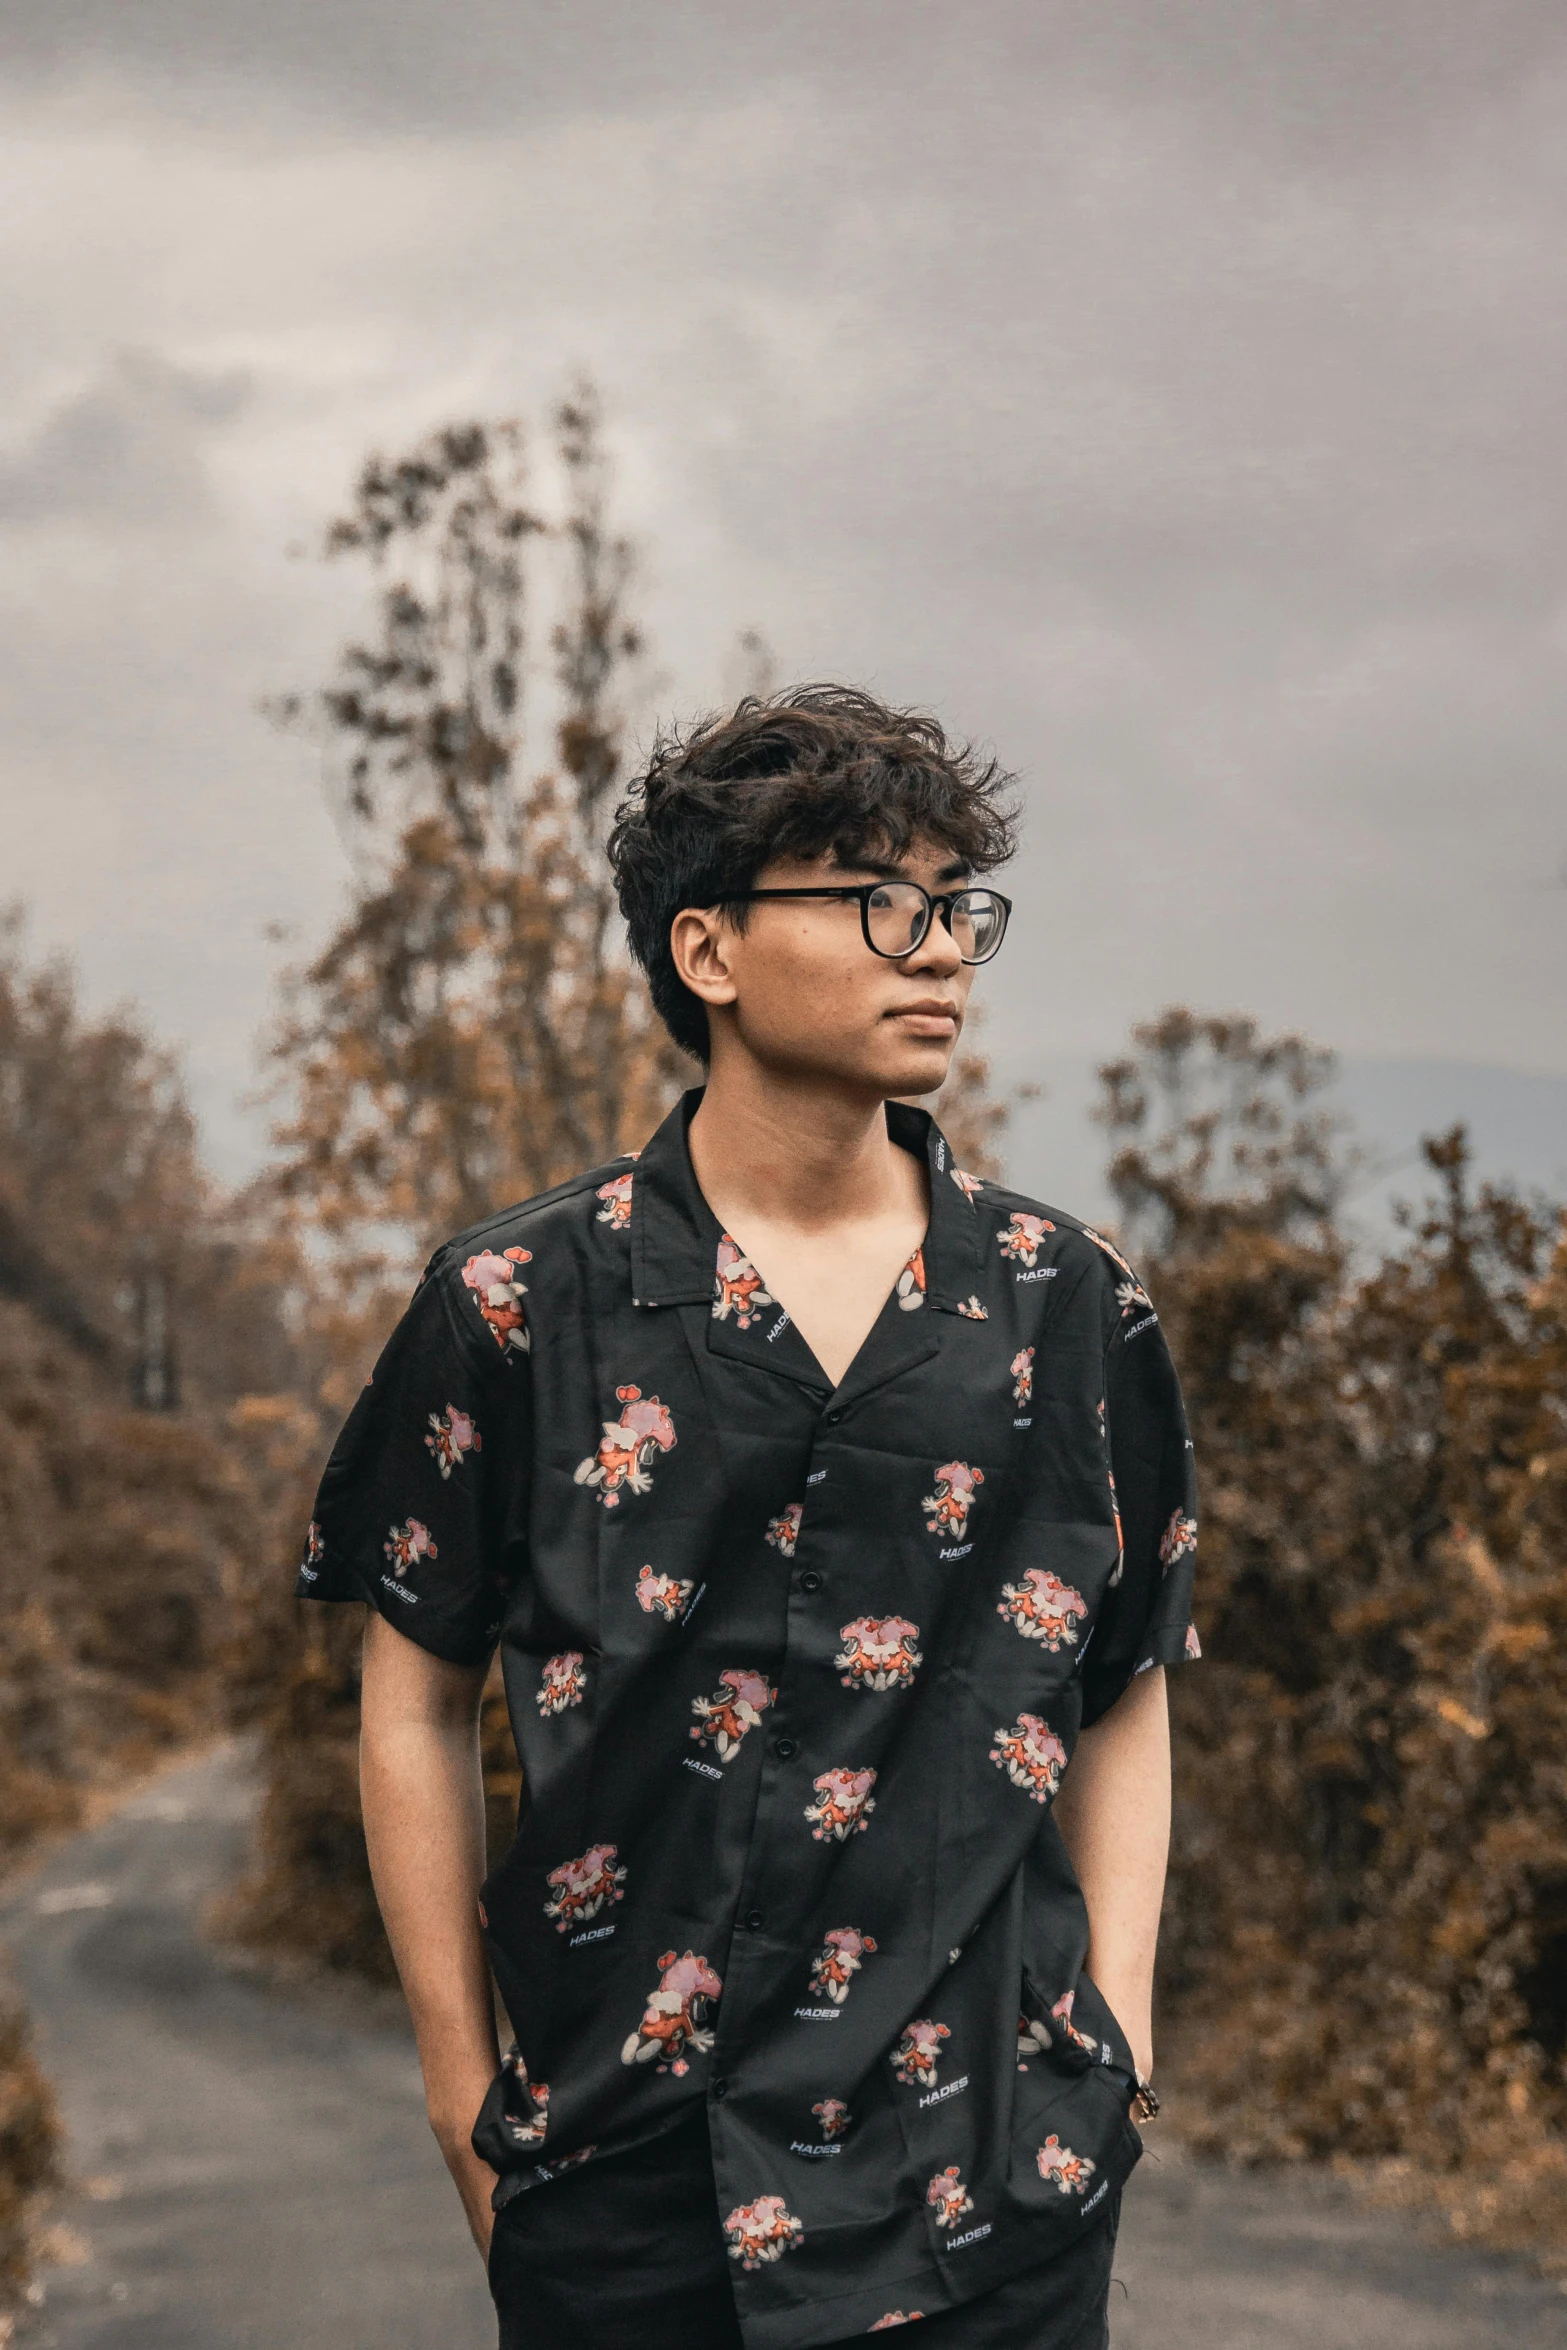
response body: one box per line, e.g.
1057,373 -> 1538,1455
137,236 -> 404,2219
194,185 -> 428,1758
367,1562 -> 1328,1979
6,1744 -> 1564,2348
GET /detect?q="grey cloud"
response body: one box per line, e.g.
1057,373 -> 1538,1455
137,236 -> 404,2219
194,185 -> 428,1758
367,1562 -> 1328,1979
0,349 -> 251,526
7,0 -> 1566,156
0,0 -> 1564,1186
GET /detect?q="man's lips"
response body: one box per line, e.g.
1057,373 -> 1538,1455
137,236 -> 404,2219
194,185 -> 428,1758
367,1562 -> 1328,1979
888,1000 -> 961,1033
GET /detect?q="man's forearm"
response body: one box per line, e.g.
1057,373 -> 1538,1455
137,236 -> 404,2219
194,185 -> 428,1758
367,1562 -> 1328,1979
360,1613 -> 501,2250
1052,1665 -> 1170,2082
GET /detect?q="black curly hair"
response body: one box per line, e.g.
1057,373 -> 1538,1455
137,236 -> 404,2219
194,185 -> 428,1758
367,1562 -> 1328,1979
607,684 -> 1019,1060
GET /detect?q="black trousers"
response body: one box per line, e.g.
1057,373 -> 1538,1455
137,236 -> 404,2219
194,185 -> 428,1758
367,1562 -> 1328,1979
490,2110 -> 1119,2350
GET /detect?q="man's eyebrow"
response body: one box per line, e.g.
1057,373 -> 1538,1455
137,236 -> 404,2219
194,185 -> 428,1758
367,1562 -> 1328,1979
833,856 -> 975,884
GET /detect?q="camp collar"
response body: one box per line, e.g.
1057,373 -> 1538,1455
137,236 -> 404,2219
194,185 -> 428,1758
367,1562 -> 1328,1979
629,1087 -> 983,1315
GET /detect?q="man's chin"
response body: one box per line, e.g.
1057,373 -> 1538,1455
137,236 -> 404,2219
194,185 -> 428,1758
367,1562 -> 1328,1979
874,1049 -> 959,1102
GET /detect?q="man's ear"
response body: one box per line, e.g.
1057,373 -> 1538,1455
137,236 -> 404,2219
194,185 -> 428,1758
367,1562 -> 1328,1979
669,907 -> 740,1012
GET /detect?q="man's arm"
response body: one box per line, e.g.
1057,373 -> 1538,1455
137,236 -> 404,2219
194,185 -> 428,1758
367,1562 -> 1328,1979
360,1610 -> 502,2255
1052,1665 -> 1170,2089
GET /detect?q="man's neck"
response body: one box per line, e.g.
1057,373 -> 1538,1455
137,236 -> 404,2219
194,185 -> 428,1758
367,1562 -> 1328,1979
687,1059 -> 920,1238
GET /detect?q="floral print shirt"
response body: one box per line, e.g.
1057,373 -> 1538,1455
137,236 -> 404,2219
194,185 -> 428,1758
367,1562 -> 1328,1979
299,1092 -> 1200,2347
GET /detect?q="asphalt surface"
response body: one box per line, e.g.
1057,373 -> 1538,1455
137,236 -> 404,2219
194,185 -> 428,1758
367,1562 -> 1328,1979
5,1743 -> 1564,2349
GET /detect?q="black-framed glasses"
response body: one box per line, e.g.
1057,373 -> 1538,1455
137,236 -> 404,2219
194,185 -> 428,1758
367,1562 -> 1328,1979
723,881 -> 1012,965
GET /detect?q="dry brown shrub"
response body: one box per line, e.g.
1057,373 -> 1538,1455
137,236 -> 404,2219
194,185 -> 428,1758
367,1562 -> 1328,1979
1103,1010 -> 1567,2265
0,1984 -> 60,2325
216,1607 -> 392,1980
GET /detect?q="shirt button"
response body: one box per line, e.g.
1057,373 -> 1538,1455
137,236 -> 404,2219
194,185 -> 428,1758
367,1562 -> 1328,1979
825,1407 -> 843,1424
712,2077 -> 730,2099
774,1737 -> 797,1760
744,1908 -> 764,1932
799,1571 -> 823,1594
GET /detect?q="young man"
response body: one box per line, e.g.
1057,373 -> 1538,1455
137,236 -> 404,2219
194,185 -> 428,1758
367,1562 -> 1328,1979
299,687 -> 1200,2350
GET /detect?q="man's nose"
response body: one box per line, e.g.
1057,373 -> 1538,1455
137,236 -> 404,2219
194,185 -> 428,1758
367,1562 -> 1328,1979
907,909 -> 963,975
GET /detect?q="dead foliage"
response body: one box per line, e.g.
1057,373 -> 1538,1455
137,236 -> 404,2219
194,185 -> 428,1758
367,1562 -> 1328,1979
0,1983 -> 59,2327
1105,1010 -> 1567,2264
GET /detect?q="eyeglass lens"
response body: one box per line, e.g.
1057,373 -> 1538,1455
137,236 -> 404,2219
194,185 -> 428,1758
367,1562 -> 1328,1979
865,884 -> 1007,964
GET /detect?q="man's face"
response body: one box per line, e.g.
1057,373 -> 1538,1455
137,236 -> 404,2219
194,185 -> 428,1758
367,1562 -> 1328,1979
685,839 -> 984,1099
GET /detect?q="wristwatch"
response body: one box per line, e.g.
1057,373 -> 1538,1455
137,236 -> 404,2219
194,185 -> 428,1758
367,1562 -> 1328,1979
1132,2076 -> 1161,2122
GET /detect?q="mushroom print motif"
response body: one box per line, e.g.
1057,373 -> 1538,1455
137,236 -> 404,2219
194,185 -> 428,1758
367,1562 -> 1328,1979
765,1503 -> 803,1556
922,1462 -> 983,1539
989,1713 -> 1068,1804
996,1570 -> 1088,1652
690,1669 -> 777,1762
926,2167 -> 974,2230
812,2097 -> 851,2140
1017,2013 -> 1052,2071
621,1950 -> 723,2074
997,1212 -> 1055,1268
1049,1989 -> 1098,2057
461,1247 -> 532,1353
573,1386 -> 678,1507
499,2045 -> 549,2146
536,1652 -> 587,1717
1011,1348 -> 1033,1407
595,1172 -> 634,1228
1159,1509 -> 1198,1569
635,1565 -> 695,1621
383,1518 -> 436,1577
543,1843 -> 627,1933
424,1403 -> 481,1479
805,1766 -> 877,1842
1036,2136 -> 1098,2195
807,1927 -> 878,2005
893,2018 -> 950,2088
712,1236 -> 776,1328
835,1616 -> 923,1692
723,2197 -> 804,2270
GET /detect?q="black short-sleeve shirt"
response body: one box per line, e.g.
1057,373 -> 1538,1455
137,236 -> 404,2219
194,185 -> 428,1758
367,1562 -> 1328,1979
300,1092 -> 1200,2349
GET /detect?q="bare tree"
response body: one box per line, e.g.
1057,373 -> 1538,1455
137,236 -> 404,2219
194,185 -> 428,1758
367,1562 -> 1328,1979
268,389 -> 682,1286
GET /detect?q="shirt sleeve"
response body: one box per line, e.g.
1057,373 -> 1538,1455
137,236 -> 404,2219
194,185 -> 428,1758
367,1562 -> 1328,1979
1079,1298 -> 1200,1728
295,1251 -> 529,1667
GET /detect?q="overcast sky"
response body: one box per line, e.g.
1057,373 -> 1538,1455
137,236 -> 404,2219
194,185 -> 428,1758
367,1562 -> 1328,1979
2,1 -> 1565,1183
